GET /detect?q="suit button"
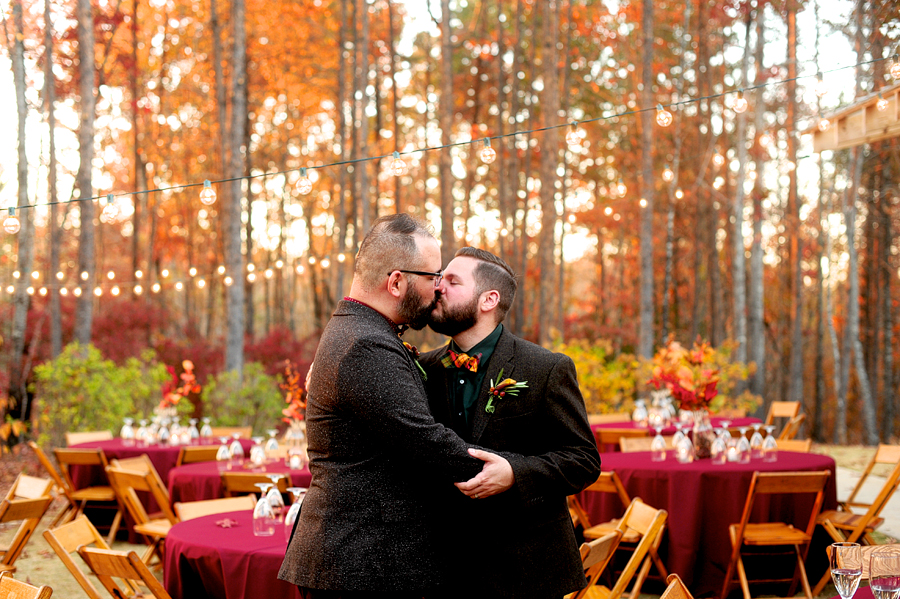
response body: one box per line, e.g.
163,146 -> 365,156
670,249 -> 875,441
459,380 -> 465,384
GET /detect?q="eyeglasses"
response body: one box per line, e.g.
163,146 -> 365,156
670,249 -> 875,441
389,269 -> 443,287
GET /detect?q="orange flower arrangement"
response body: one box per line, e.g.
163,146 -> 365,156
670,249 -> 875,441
159,360 -> 200,411
280,361 -> 307,424
648,340 -> 719,412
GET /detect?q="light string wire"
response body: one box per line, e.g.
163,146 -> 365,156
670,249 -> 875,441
3,54 -> 893,215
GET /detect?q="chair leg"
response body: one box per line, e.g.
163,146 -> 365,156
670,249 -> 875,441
794,545 -> 814,599
106,509 -> 123,545
812,569 -> 832,596
50,502 -> 74,528
735,554 -> 751,599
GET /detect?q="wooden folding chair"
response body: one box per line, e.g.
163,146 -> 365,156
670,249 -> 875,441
0,474 -> 54,573
778,414 -> 806,441
175,445 -> 219,467
660,573 -> 695,599
764,401 -> 801,438
174,495 -> 256,521
77,547 -> 172,598
52,448 -> 122,543
106,465 -> 177,566
27,442 -> 76,527
596,429 -> 648,452
568,530 -> 623,599
619,436 -> 674,453
209,426 -> 252,439
0,571 -> 52,599
588,413 -> 633,425
777,439 -> 813,453
221,472 -> 288,497
578,473 -> 669,599
64,430 -> 113,446
43,516 -> 140,599
720,470 -> 831,599
811,450 -> 900,595
836,445 -> 900,513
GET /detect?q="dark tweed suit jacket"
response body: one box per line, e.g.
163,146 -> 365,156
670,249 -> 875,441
420,328 -> 602,599
278,300 -> 483,592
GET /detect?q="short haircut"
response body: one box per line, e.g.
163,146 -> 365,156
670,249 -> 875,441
454,247 -> 517,322
355,214 -> 435,291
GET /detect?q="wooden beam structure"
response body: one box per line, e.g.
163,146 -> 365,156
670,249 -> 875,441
802,80 -> 900,153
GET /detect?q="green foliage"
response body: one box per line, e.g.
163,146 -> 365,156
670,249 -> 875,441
33,343 -> 169,448
554,338 -> 760,416
200,362 -> 282,436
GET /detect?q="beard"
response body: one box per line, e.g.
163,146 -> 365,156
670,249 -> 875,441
429,292 -> 479,337
397,284 -> 437,331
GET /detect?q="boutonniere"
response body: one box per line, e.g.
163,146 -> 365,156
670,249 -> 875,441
485,368 -> 528,413
402,341 -> 428,381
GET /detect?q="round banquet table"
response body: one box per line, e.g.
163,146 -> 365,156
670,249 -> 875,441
164,510 -> 300,599
591,416 -> 761,451
578,450 -> 838,596
168,460 -> 312,503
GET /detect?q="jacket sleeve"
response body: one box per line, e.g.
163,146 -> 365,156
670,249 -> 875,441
505,354 -> 602,502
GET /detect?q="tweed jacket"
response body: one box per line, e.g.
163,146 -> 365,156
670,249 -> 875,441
278,300 -> 483,592
420,328 -> 602,599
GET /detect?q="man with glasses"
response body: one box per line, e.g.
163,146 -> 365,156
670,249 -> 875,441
279,215 -> 514,598
421,247 -> 601,599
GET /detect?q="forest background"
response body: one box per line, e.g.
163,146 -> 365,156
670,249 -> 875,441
0,0 -> 898,445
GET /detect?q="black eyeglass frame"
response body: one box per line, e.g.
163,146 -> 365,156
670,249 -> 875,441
388,269 -> 443,286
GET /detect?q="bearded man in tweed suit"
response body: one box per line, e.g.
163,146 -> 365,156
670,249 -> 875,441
279,215 -> 514,598
420,247 -> 602,599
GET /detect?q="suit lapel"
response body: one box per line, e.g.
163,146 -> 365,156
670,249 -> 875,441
469,330 -> 516,443
429,344 -> 454,422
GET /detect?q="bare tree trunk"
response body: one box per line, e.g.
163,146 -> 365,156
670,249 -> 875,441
732,11 -> 751,365
44,0 -> 62,359
74,0 -> 97,346
786,3 -> 803,404
334,0 -> 350,300
881,195 -> 894,441
556,0 -> 573,339
638,0 -> 655,358
749,6 -> 766,398
496,0 -> 508,259
438,0 -> 455,264
356,0 -> 371,234
507,0 -> 525,335
225,0 -> 247,375
387,0 -> 400,212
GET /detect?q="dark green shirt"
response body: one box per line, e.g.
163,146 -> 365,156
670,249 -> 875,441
446,324 -> 503,438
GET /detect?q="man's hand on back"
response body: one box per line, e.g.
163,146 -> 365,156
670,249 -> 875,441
454,448 -> 515,498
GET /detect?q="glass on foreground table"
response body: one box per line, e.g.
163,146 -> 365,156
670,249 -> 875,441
284,487 -> 308,542
831,542 -> 862,599
870,546 -> 900,599
253,483 -> 277,537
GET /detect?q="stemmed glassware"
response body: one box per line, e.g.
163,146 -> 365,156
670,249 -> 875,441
675,434 -> 694,464
266,475 -> 286,521
252,483 -> 277,537
215,436 -> 232,472
250,437 -> 266,465
870,546 -> 900,599
830,542 -> 862,599
749,423 -> 764,459
120,418 -> 135,446
136,419 -> 149,446
672,423 -> 686,449
284,487 -> 308,542
188,419 -> 200,444
711,428 -> 727,465
157,419 -> 171,446
736,427 -> 751,464
199,417 -> 213,441
762,425 -> 778,462
265,429 -> 280,453
229,433 -> 245,462
650,426 -> 666,462
632,399 -> 649,428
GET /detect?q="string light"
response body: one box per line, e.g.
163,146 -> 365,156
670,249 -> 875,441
675,188 -> 684,199
308,256 -> 317,265
189,267 -> 197,277
656,104 -> 673,127
80,271 -> 88,280
31,271 -> 39,280
4,285 -> 11,293
276,259 -> 284,268
161,269 -> 170,278
152,282 -> 161,293
264,268 -> 274,279
616,179 -> 627,196
604,206 -> 613,216
247,263 -> 255,272
60,287 -> 68,296
892,54 -> 900,80
107,270 -> 115,280
134,284 -> 142,295
814,72 -> 828,98
247,273 -> 257,282
197,279 -> 206,288
662,165 -> 675,183
713,152 -> 725,167
759,133 -> 774,148
73,287 -> 82,297
390,152 -> 408,176
94,286 -> 102,297
732,90 -> 748,114
217,265 -> 226,275
175,281 -> 184,290
295,264 -> 305,274
565,123 -> 582,146
13,271 -> 20,279
27,287 -> 34,295
478,138 -> 496,164
3,208 -> 20,234
199,180 -> 217,205
135,270 -> 143,279
818,116 -> 831,132
337,253 -> 346,263
56,271 -> 64,280
111,285 -> 121,296
296,168 -> 313,195
877,94 -> 889,112
321,258 -> 331,268
639,198 -> 648,208
223,277 -> 233,287
100,194 -> 119,223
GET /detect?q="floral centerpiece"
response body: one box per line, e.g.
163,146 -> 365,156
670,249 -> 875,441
280,361 -> 307,446
648,340 -> 720,458
157,360 -> 200,418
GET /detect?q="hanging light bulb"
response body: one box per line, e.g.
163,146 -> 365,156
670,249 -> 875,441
656,104 -> 673,127
197,279 -> 206,289
26,287 -> 35,296
189,267 -> 197,277
247,273 -> 257,282
73,287 -> 82,297
337,253 -> 346,263
247,263 -> 255,272
479,138 -> 496,164
199,180 -> 217,206
877,93 -> 889,112
161,269 -> 170,278
276,259 -> 284,268
565,123 -> 582,146
759,133 -> 774,148
134,284 -> 143,295
135,269 -> 143,279
814,72 -> 828,98
101,194 -> 119,223
309,256 -> 317,265
107,270 -> 115,280
321,258 -> 331,269
296,168 -> 313,196
604,206 -> 613,216
732,90 -> 748,114
152,282 -> 161,293
713,152 -> 726,167
56,271 -> 64,280
3,207 -> 20,234
223,276 -> 233,287
818,117 -> 831,132
31,271 -> 40,280
60,287 -> 68,296
13,271 -> 20,279
891,54 -> 900,80
80,271 -> 88,281
4,285 -> 11,294
390,151 -> 408,176
217,265 -> 226,275
295,264 -> 306,275
94,286 -> 103,297
616,179 -> 627,197
175,281 -> 184,291
111,285 -> 121,296
264,268 -> 274,279
662,165 -> 675,183
639,198 -> 648,208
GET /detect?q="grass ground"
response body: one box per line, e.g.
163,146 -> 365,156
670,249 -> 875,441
0,443 -> 889,598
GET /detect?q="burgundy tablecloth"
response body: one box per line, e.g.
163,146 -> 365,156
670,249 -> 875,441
164,510 -> 300,599
168,461 -> 312,504
578,450 -> 837,596
832,587 -> 874,599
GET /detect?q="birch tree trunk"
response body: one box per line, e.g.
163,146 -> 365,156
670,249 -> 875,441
786,3 -> 803,404
438,0 -> 454,265
638,0 -> 655,358
44,0 -> 62,359
731,12 -> 751,366
748,7 -> 766,397
355,0 -> 370,233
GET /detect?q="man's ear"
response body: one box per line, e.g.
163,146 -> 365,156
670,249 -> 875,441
387,271 -> 405,298
480,290 -> 500,313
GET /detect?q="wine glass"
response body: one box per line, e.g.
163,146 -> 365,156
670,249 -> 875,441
287,447 -> 306,470
675,434 -> 694,464
266,475 -> 286,521
830,542 -> 862,599
736,427 -> 751,464
157,419 -> 171,445
265,429 -> 280,454
215,436 -> 232,472
200,417 -> 213,440
284,487 -> 308,542
120,418 -> 135,446
188,419 -> 200,444
749,423 -> 764,459
711,428 -> 727,465
250,437 -> 266,465
252,483 -> 277,537
632,399 -> 649,428
135,419 -> 149,446
762,425 -> 778,463
870,547 -> 900,599
672,423 -> 686,449
650,426 -> 666,462
229,433 -> 245,462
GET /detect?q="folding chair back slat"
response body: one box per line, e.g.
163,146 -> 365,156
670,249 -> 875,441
0,494 -> 53,569
620,436 -> 674,453
778,414 -> 806,441
209,426 -> 252,439
8,475 -> 53,500
765,401 -> 801,424
65,431 -> 113,446
752,471 -> 831,496
585,471 -> 632,508
596,428 -> 648,449
175,446 -> 219,467
174,495 -> 256,521
777,439 -> 813,453
106,466 -> 177,525
571,530 -> 624,599
0,571 -> 53,599
605,499 -> 669,599
588,413 -> 632,425
661,574 -> 695,599
77,547 -> 172,598
221,472 -> 288,497
47,448 -> 121,543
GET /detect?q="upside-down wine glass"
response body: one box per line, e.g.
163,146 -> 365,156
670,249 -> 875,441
762,425 -> 778,463
830,542 -> 862,599
265,429 -> 280,453
120,418 -> 135,446
215,436 -> 232,472
266,475 -> 286,521
199,417 -> 213,441
283,487 -> 308,542
736,427 -> 751,464
749,423 -> 764,459
650,426 -> 666,462
136,419 -> 149,446
672,423 -> 686,449
870,546 -> 900,599
711,428 -> 727,465
229,433 -> 245,462
253,483 -> 277,537
188,418 -> 200,444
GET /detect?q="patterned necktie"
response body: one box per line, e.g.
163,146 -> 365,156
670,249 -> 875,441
442,350 -> 481,373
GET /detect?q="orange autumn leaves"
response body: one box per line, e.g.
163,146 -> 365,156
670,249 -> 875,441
280,361 -> 307,424
160,360 -> 201,410
648,340 -> 720,411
